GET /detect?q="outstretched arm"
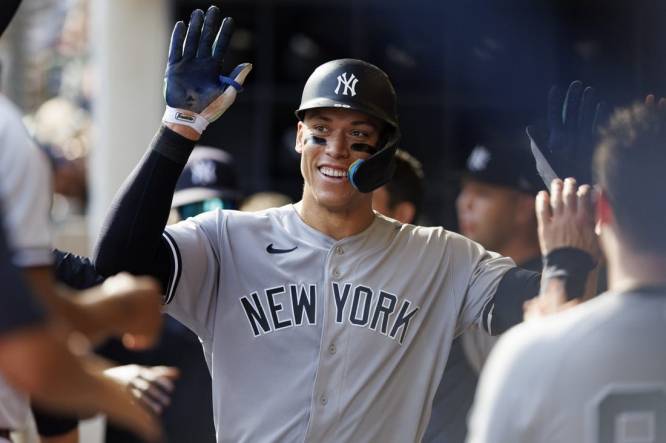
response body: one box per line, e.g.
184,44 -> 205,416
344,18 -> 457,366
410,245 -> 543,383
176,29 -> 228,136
481,178 -> 598,334
93,6 -> 251,290
523,178 -> 599,318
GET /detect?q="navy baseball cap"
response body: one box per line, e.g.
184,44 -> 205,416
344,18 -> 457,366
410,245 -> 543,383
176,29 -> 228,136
463,142 -> 545,195
172,147 -> 242,208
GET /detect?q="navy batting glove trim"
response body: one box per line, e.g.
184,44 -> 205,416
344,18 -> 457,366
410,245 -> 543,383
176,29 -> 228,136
219,75 -> 244,92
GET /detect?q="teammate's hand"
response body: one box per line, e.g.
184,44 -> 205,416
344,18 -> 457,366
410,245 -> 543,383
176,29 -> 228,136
106,274 -> 163,350
526,81 -> 608,186
83,273 -> 163,350
163,6 -> 252,139
96,371 -> 163,442
104,364 -> 180,415
523,291 -> 580,321
536,178 -> 599,258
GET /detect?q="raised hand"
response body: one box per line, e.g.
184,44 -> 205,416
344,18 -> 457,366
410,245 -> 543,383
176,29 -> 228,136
163,6 -> 252,137
536,178 -> 599,258
527,81 -> 608,186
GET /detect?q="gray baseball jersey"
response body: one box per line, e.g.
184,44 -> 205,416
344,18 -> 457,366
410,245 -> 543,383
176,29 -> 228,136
0,94 -> 53,430
162,204 -> 514,442
467,290 -> 666,443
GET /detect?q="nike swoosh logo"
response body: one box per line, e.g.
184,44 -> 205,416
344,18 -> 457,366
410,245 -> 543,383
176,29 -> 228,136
266,243 -> 298,254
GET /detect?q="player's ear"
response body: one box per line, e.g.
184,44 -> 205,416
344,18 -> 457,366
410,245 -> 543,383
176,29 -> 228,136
295,121 -> 305,154
596,188 -> 613,234
596,189 -> 612,223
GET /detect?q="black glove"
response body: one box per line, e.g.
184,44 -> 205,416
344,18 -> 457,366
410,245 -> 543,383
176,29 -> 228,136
526,81 -> 608,186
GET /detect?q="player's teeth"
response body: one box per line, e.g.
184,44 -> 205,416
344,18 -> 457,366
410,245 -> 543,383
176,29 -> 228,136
320,166 -> 347,178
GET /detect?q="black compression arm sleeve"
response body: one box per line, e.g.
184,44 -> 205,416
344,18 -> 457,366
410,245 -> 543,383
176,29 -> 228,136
484,248 -> 596,335
93,126 -> 195,290
483,267 -> 541,335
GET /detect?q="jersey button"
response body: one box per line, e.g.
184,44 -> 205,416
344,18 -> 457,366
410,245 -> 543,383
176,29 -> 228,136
328,344 -> 337,355
320,394 -> 328,406
333,269 -> 341,278
335,246 -> 344,255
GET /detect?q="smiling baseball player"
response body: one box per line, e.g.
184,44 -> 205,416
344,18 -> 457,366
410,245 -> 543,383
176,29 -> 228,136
94,6 -> 598,442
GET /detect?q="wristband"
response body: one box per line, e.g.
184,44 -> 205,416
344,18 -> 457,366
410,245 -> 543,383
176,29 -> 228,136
162,106 -> 209,134
542,247 -> 597,300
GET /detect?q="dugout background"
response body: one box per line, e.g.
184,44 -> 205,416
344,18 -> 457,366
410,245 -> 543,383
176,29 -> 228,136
170,0 -> 666,229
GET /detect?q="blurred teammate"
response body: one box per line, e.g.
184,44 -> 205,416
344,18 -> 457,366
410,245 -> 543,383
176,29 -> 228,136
0,67 -> 163,443
457,140 -> 543,272
39,146 -> 241,443
171,146 -> 242,221
468,101 -> 666,442
371,149 -> 424,224
425,140 -> 546,443
456,140 -> 544,369
0,4 -> 164,441
0,209 -> 161,442
433,139 -> 541,442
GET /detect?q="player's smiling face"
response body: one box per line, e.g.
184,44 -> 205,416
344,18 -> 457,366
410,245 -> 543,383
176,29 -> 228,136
296,108 -> 381,211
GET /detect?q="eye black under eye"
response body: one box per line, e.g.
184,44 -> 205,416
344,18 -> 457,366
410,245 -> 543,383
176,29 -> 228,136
306,135 -> 326,145
351,143 -> 378,154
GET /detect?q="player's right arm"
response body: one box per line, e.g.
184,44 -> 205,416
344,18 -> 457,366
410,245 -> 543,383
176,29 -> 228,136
93,6 -> 251,291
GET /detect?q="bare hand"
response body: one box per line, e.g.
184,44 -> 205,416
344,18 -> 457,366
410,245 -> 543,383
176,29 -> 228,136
523,283 -> 581,321
97,373 -> 163,442
87,273 -> 163,350
104,364 -> 180,414
536,177 -> 600,258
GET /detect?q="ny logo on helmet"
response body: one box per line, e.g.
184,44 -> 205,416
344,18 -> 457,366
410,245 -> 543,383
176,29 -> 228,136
191,160 -> 217,185
335,72 -> 358,97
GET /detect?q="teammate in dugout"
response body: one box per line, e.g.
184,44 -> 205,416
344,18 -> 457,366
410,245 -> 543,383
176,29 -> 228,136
467,99 -> 666,442
94,6 -> 598,442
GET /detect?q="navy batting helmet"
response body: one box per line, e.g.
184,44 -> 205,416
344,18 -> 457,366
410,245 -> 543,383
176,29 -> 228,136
295,59 -> 400,193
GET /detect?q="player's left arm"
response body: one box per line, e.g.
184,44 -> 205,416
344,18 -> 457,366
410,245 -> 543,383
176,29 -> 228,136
481,177 -> 598,334
524,177 -> 599,318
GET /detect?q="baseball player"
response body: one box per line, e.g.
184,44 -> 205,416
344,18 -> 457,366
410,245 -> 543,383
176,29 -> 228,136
94,6 -> 598,442
467,100 -> 666,442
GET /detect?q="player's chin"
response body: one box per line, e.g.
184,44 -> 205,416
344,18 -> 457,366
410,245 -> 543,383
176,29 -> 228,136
313,187 -> 357,210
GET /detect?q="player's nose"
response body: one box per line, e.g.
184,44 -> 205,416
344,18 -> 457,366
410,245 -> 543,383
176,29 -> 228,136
324,133 -> 350,159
